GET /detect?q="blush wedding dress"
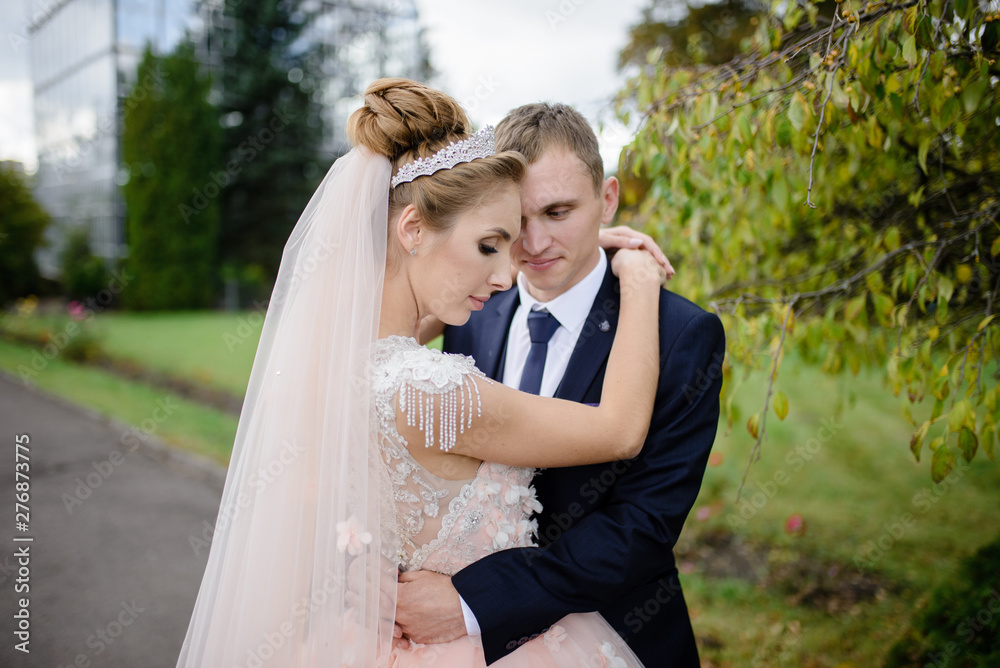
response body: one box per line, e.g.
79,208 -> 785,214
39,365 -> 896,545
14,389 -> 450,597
372,335 -> 643,668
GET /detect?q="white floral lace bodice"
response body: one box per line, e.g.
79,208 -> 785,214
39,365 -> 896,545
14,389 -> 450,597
371,336 -> 539,572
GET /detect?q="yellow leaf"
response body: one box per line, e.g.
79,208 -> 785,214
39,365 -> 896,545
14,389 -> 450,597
845,295 -> 866,321
959,427 -> 978,462
910,421 -> 930,462
956,264 -> 973,284
747,412 -> 760,440
931,444 -> 955,483
991,235 -> 1000,257
774,391 -> 789,421
928,326 -> 940,340
979,315 -> 996,332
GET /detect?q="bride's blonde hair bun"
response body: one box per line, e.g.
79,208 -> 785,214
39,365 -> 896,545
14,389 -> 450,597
347,78 -> 526,243
348,77 -> 469,161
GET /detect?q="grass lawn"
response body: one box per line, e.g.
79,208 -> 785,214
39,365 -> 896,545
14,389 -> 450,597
94,310 -> 262,395
0,309 -> 263,396
3,308 -> 999,665
684,356 -> 1000,665
0,340 -> 238,464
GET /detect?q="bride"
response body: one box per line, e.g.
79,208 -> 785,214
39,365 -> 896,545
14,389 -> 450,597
176,78 -> 664,667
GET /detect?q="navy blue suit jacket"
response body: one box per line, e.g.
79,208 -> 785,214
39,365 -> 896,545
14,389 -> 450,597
444,263 -> 725,666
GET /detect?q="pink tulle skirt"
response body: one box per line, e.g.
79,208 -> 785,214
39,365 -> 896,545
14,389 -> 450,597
388,612 -> 642,667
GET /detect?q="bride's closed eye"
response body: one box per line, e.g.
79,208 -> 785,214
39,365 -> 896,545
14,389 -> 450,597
479,243 -> 499,255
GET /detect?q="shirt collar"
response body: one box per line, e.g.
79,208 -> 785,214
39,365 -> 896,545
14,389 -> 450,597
516,248 -> 607,333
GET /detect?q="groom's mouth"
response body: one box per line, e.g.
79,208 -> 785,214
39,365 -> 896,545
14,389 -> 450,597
522,257 -> 559,272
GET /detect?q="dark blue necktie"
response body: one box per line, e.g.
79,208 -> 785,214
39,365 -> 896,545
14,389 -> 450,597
519,310 -> 560,395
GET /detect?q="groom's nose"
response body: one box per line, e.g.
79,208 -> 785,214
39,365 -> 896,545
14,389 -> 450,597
519,220 -> 551,256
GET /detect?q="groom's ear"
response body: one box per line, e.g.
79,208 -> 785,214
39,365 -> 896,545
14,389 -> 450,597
600,176 -> 620,225
395,204 -> 424,251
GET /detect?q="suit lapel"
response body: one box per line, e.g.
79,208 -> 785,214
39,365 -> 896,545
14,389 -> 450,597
475,288 -> 520,381
554,264 -> 620,403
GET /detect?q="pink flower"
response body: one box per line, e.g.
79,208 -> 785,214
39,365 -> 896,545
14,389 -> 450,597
67,300 -> 87,320
485,518 -> 515,549
477,480 -> 501,502
543,625 -> 567,651
336,516 -> 372,555
521,487 -> 543,515
598,642 -> 627,668
784,513 -> 807,536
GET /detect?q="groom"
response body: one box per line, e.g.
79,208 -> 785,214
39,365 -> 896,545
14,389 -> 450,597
395,102 -> 725,666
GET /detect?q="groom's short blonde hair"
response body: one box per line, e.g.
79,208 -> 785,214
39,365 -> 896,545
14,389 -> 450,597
495,103 -> 604,194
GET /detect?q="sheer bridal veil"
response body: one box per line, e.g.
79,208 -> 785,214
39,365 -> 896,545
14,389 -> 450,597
177,148 -> 397,667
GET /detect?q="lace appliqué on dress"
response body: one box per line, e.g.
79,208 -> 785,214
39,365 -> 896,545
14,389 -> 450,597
371,336 -> 504,567
372,336 -> 489,452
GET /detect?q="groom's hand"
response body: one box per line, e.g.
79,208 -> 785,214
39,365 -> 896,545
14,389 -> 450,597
395,570 -> 467,645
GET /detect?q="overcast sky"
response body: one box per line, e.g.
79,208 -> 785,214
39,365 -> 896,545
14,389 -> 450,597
0,0 -> 649,174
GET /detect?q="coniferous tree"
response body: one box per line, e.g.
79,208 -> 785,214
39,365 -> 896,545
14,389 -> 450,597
0,166 -> 50,305
122,43 -> 221,310
212,0 -> 326,289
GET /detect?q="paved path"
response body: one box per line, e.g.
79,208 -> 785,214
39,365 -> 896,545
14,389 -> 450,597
0,373 -> 226,668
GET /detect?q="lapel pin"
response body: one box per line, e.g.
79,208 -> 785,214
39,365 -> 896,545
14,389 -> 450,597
599,320 -> 610,332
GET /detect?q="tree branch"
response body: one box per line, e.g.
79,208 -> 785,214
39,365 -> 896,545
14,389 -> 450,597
736,296 -> 798,501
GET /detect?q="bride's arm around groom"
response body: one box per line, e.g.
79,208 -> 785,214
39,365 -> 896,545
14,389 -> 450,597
396,102 -> 725,667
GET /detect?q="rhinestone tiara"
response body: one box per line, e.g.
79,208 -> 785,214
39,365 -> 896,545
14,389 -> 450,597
390,125 -> 496,188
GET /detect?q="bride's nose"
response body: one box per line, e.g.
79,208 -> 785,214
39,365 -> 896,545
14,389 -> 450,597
489,266 -> 512,293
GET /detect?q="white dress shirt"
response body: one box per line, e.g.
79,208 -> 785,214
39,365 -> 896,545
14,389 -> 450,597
460,248 -> 608,635
501,249 -> 608,396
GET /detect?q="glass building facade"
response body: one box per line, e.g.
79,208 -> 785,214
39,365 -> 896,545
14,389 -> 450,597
30,0 -> 429,278
29,0 -> 190,276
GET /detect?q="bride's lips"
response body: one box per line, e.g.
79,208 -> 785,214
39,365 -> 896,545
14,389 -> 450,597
522,257 -> 560,272
469,295 -> 490,310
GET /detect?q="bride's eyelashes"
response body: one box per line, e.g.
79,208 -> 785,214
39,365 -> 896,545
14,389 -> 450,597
479,243 -> 499,255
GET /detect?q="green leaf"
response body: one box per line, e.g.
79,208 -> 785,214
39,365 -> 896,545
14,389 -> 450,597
875,292 -> 895,319
931,398 -> 944,422
986,386 -> 1000,413
788,93 -> 807,131
747,412 -> 760,440
955,0 -> 970,21
991,235 -> 1000,257
774,391 -> 789,421
929,51 -> 946,79
845,295 -> 866,321
738,113 -> 754,145
948,400 -> 969,433
959,427 -> 978,462
979,315 -> 996,332
884,227 -> 901,251
902,35 -> 918,67
915,15 -> 935,50
918,135 -> 932,175
931,444 -> 955,483
983,422 -> 996,461
903,6 -> 918,34
938,275 -> 955,302
962,78 -> 986,114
